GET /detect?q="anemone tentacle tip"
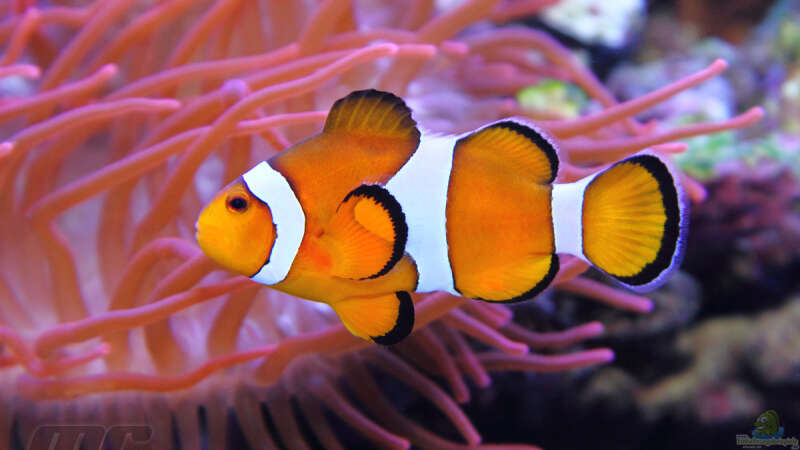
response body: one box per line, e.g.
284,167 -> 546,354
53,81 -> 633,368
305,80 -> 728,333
0,141 -> 13,156
748,106 -> 767,120
711,58 -> 729,70
99,63 -> 119,76
25,65 -> 41,79
511,342 -> 530,355
639,298 -> 656,314
598,348 -> 616,364
585,321 -> 606,337
97,342 -> 112,354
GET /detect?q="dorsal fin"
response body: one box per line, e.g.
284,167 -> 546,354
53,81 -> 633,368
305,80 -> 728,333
323,89 -> 421,145
318,184 -> 407,280
456,119 -> 560,185
270,90 -> 420,224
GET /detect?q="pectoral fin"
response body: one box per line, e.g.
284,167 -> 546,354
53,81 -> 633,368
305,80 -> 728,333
320,184 -> 407,280
332,291 -> 415,345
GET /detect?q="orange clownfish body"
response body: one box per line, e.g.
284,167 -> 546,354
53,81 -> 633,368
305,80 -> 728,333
196,90 -> 687,345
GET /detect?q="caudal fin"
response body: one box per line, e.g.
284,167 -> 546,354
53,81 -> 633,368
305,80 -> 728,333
552,153 -> 687,292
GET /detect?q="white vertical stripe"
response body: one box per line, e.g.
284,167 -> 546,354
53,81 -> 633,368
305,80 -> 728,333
243,161 -> 305,285
551,173 -> 596,260
386,132 -> 458,294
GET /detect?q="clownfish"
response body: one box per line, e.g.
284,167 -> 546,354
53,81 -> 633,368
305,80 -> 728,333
196,89 -> 687,345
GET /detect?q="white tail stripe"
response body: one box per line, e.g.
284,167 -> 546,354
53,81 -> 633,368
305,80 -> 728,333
243,161 -> 305,285
386,132 -> 458,294
551,174 -> 596,260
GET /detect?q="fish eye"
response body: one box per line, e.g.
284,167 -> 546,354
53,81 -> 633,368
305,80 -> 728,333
226,195 -> 249,213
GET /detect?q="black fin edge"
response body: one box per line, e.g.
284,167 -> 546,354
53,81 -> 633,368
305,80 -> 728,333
465,254 -> 559,304
464,120 -> 560,184
342,184 -> 408,280
324,89 -> 421,145
588,154 -> 683,287
373,291 -> 415,345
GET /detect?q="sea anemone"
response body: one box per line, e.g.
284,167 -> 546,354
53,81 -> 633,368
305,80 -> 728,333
0,1 -> 763,448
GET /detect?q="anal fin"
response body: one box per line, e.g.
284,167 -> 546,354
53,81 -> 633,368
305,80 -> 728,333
319,184 -> 407,280
332,291 -> 415,345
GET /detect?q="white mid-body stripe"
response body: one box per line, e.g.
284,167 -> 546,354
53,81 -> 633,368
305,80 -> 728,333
550,173 -> 596,261
243,161 -> 306,285
386,132 -> 458,294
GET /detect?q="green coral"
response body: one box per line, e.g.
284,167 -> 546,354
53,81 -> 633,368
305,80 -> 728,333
516,78 -> 588,119
776,13 -> 800,63
676,131 -> 799,180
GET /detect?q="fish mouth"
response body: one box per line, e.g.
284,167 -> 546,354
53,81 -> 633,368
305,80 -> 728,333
194,223 -> 230,253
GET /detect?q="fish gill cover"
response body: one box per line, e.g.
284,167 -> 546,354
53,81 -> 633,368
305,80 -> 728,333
0,0 -> 763,449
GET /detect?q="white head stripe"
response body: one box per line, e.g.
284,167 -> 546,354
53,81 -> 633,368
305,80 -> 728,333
242,161 -> 305,285
551,173 -> 596,260
386,132 -> 458,295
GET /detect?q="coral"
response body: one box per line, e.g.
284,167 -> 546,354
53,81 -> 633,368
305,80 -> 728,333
538,0 -> 646,49
635,297 -> 800,424
516,78 -> 587,119
563,297 -> 800,449
609,2 -> 800,180
556,270 -> 702,343
684,166 -> 800,314
0,0 -> 762,448
677,0 -> 777,43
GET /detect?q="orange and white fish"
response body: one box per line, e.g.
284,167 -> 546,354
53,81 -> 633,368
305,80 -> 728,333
196,90 -> 687,345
